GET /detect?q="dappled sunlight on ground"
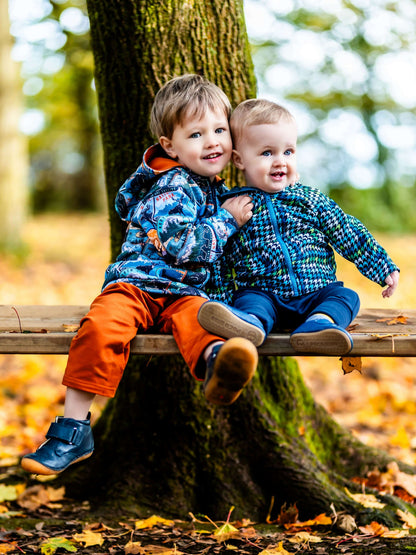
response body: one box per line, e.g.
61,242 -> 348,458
0,213 -> 415,469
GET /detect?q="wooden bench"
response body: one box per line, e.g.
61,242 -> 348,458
0,305 -> 415,357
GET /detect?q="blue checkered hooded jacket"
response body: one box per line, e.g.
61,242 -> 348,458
207,183 -> 399,304
103,144 -> 239,297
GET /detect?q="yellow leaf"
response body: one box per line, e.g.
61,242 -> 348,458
213,522 -> 240,542
0,543 -> 19,554
382,528 -> 409,538
258,541 -> 293,554
376,315 -> 407,325
345,488 -> 385,509
397,509 -> 416,528
289,513 -> 331,527
390,426 -> 411,448
288,531 -> 322,543
62,324 -> 80,332
135,515 -> 174,529
0,485 -> 18,502
73,530 -> 104,547
46,486 -> 65,502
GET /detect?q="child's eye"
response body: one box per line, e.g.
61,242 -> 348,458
261,150 -> 272,157
190,132 -> 201,138
215,127 -> 226,134
284,149 -> 293,156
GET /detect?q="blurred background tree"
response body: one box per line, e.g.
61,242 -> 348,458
0,0 -> 27,250
245,0 -> 416,231
9,0 -> 104,214
6,0 -> 416,230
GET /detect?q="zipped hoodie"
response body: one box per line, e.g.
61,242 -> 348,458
103,144 -> 239,297
207,183 -> 399,304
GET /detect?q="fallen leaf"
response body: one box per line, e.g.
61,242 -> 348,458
0,484 -> 18,502
359,521 -> 388,536
17,484 -> 65,511
341,357 -> 362,374
382,528 -> 409,538
135,515 -> 175,529
40,536 -> 77,555
386,462 -> 416,497
288,531 -> 322,543
286,513 -> 331,528
397,509 -> 416,528
73,529 -> 104,547
345,488 -> 385,509
259,541 -> 293,554
62,324 -> 79,332
124,541 -> 142,554
376,315 -> 408,325
277,502 -> 298,526
128,546 -> 183,554
213,522 -> 240,542
0,543 -> 20,554
337,514 -> 357,533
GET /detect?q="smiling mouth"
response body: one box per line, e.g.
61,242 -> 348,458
204,152 -> 222,160
271,171 -> 286,178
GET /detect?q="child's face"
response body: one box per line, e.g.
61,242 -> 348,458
232,119 -> 298,193
159,108 -> 232,181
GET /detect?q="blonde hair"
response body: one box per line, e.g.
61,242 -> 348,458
230,98 -> 294,147
150,74 -> 231,139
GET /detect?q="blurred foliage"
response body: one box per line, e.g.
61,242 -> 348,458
247,0 -> 416,232
11,0 -> 104,212
9,0 -> 416,230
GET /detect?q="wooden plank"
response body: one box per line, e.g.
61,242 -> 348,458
0,305 -> 415,356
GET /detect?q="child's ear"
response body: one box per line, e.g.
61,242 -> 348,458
159,136 -> 177,159
232,149 -> 245,170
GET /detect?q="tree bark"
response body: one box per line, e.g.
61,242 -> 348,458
85,0 -> 255,259
63,0 -> 416,526
0,1 -> 28,250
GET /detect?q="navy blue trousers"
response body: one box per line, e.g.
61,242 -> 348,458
232,282 -> 360,335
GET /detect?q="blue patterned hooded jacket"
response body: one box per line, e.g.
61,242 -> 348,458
103,144 -> 239,297
207,183 -> 399,304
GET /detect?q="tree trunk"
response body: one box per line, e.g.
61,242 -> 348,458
0,0 -> 28,251
85,0 -> 255,259
63,0 -> 416,526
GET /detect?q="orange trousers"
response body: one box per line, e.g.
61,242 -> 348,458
62,282 -> 223,397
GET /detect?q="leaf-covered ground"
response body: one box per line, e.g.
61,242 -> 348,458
1,214 -> 416,554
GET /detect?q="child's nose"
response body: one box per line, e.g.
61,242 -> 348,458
205,132 -> 219,147
272,154 -> 285,165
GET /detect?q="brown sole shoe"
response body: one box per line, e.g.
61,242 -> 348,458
198,301 -> 265,346
21,451 -> 93,476
204,337 -> 258,405
290,328 -> 352,355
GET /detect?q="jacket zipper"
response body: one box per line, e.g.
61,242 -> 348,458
264,193 -> 300,296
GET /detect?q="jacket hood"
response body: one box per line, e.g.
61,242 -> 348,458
115,144 -> 181,221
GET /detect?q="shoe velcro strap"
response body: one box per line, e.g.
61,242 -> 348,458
46,422 -> 80,445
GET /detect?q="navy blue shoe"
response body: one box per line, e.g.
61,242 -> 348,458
204,338 -> 258,405
290,319 -> 353,355
21,413 -> 94,475
198,301 -> 266,346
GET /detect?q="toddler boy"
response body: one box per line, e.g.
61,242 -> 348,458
21,75 -> 257,476
199,98 -> 399,354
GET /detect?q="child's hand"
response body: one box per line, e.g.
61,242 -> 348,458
382,270 -> 399,298
221,195 -> 253,227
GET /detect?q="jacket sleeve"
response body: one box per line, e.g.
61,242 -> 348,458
133,171 -> 239,264
318,194 -> 399,285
